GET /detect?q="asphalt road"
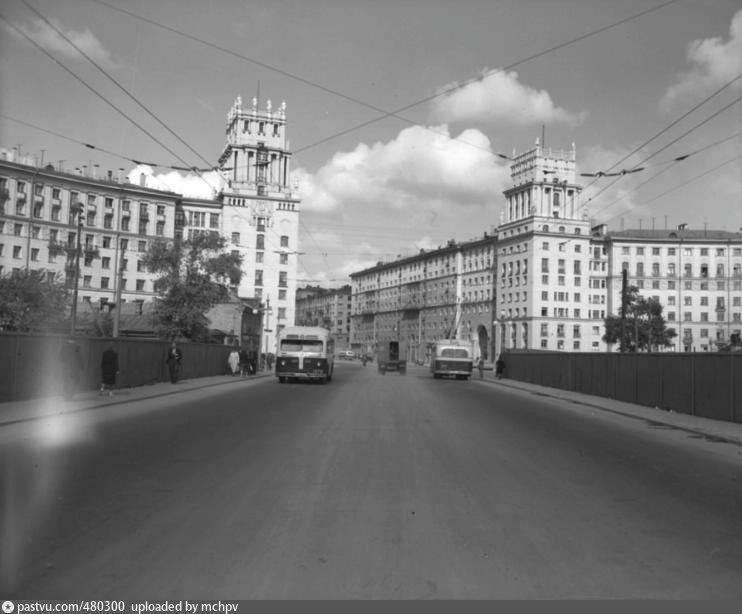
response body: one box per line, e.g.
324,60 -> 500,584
3,362 -> 741,599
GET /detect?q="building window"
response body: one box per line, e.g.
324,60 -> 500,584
280,253 -> 288,265
254,270 -> 263,286
256,234 -> 265,250
101,277 -> 110,289
280,235 -> 289,248
210,213 -> 219,229
231,232 -> 240,245
136,279 -> 145,291
279,271 -> 287,287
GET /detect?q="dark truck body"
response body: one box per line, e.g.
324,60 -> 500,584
376,340 -> 407,375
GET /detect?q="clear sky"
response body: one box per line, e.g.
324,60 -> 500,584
1,0 -> 741,286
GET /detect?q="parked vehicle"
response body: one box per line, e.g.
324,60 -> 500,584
275,326 -> 334,383
430,339 -> 473,380
337,350 -> 355,360
376,339 -> 406,375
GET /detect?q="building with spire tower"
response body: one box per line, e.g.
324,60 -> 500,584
494,139 -> 595,353
217,95 -> 300,354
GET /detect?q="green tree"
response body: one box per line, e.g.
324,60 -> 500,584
602,285 -> 677,351
0,269 -> 69,332
142,233 -> 243,341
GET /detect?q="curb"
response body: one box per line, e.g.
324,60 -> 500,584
0,372 -> 274,427
476,376 -> 742,448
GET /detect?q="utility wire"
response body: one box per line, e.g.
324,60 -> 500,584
0,113 -> 228,172
580,71 -> 742,196
603,153 -> 742,225
20,0 -> 214,171
587,93 -> 742,209
87,0 -> 681,158
592,131 -> 742,219
293,0 -> 682,155
0,13 -> 217,190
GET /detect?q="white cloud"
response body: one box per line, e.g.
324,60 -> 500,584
127,165 -> 225,199
293,124 -> 510,283
294,124 -> 509,218
660,10 -> 742,111
13,17 -> 119,70
429,69 -> 585,126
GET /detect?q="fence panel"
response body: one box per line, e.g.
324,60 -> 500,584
501,350 -> 741,424
694,354 -> 735,422
0,333 -> 234,402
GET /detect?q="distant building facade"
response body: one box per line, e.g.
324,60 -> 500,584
349,140 -> 742,358
295,285 -> 352,349
0,94 -> 301,351
350,235 -> 497,364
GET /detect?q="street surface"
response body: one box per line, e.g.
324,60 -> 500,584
2,362 -> 741,599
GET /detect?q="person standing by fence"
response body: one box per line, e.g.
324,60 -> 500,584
100,344 -> 119,396
166,341 -> 183,384
495,355 -> 506,380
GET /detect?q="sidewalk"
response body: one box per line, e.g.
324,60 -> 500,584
477,373 -> 742,447
0,371 -> 274,427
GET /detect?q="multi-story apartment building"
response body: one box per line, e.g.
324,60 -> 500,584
0,157 -> 180,311
349,140 -> 742,358
0,95 -> 301,352
597,227 -> 742,352
295,284 -> 352,349
351,234 -> 497,363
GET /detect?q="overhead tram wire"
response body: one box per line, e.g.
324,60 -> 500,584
579,71 -> 742,196
86,0 -> 681,159
293,0 -> 682,156
0,114 -> 229,173
591,131 -> 742,219
587,93 -> 742,209
0,13 -> 216,193
19,0 -> 214,172
603,153 -> 742,225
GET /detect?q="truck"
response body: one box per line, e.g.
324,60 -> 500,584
430,339 -> 474,380
376,339 -> 407,375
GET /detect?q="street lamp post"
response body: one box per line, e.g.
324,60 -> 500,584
69,204 -> 84,336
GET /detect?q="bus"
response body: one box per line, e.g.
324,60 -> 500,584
275,326 -> 335,384
430,339 -> 474,380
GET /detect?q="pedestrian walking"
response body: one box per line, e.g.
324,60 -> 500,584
166,341 -> 183,383
100,344 -> 119,396
228,347 -> 240,375
59,337 -> 84,400
495,355 -> 506,380
238,347 -> 249,377
477,356 -> 485,379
